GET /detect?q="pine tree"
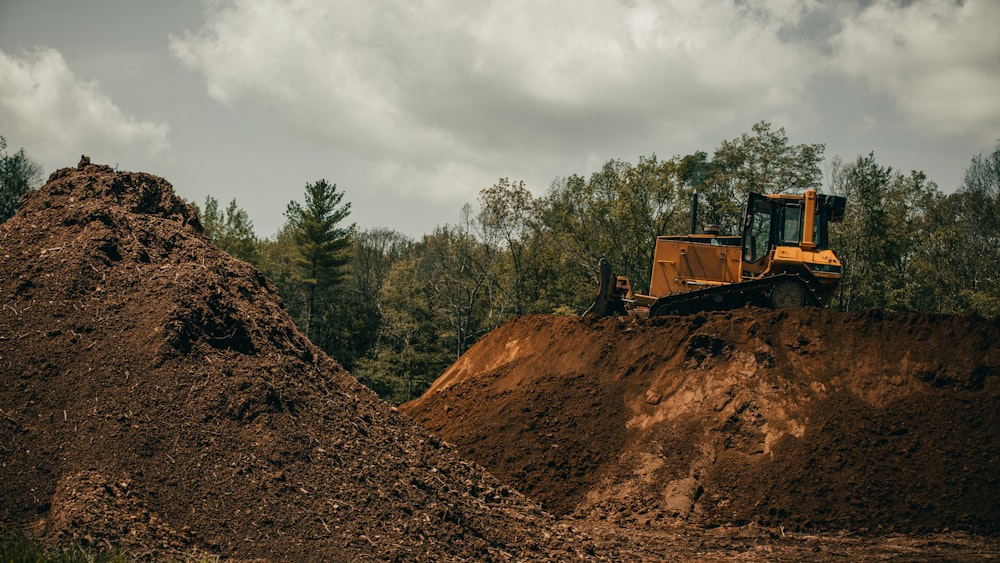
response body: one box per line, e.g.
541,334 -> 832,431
284,179 -> 353,343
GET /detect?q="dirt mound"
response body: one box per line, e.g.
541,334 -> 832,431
402,309 -> 1000,535
0,161 -> 604,560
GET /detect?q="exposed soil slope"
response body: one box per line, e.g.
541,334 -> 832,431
0,161 -> 602,561
402,309 -> 1000,535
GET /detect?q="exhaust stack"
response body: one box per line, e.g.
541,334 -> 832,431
690,190 -> 699,234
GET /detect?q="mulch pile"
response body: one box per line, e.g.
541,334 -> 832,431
0,160 -> 606,561
403,308 -> 1000,535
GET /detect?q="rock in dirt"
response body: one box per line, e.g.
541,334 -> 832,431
0,161 -> 607,560
402,310 -> 1000,535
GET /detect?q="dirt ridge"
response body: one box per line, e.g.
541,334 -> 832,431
403,309 -> 1000,535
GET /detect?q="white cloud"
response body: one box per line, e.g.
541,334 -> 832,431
0,47 -> 170,171
831,0 -> 1000,142
168,0 -> 998,214
169,0 -> 828,200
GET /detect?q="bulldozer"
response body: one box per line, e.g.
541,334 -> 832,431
587,189 -> 847,317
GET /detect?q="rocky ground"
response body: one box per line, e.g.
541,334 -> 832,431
2,160 -> 998,561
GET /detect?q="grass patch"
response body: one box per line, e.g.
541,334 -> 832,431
0,528 -> 217,562
0,530 -> 128,562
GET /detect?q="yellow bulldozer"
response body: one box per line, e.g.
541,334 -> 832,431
587,189 -> 847,317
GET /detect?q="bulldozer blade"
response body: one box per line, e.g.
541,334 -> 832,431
585,258 -> 627,316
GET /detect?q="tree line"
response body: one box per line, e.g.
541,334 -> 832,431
3,123 -> 999,404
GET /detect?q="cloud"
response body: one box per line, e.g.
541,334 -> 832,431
169,0 -> 998,211
0,47 -> 170,171
831,0 -> 1000,143
169,0 -> 828,197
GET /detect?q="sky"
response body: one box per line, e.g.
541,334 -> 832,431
1,0 -> 998,238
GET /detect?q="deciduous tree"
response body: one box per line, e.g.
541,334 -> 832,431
940,140 -> 1000,316
539,155 -> 687,299
478,178 -> 540,315
829,154 -> 941,312
699,121 -> 824,232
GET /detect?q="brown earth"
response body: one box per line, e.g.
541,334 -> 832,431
402,309 -> 1000,538
2,160 -> 999,562
0,160 -> 606,561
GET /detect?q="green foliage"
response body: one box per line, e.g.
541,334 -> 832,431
698,121 -> 824,232
313,228 -> 412,372
418,216 -> 496,358
352,227 -> 412,304
0,529 -> 129,562
478,178 -> 539,315
281,179 -> 353,344
899,140 -> 1000,317
828,142 -> 1000,317
539,155 -> 688,299
252,181 -> 357,374
0,136 -> 44,222
354,251 -> 452,404
352,216 -> 511,404
254,225 -> 300,301
954,140 -> 1000,317
829,153 -> 900,311
191,195 -> 258,263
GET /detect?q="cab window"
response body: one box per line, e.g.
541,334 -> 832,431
743,197 -> 772,262
779,203 -> 802,245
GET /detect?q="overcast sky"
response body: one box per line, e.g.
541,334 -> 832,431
1,0 -> 998,237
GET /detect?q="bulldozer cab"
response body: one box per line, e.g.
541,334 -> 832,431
741,191 -> 846,266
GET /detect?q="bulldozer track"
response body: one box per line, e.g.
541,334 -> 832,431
648,273 -> 821,316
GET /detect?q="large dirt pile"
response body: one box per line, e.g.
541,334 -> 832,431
402,309 -> 1000,535
0,160 -> 604,560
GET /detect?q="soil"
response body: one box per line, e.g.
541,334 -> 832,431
403,296 -> 1000,555
0,160 -> 603,561
2,159 -> 998,561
